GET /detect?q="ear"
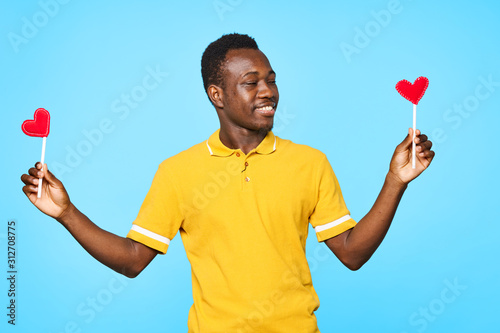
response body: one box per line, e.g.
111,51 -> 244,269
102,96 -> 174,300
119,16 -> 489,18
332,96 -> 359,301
207,85 -> 224,109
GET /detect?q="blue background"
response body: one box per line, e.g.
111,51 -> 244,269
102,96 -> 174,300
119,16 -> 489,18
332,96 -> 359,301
1,0 -> 499,332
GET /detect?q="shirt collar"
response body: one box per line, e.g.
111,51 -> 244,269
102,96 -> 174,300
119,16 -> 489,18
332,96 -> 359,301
206,129 -> 277,157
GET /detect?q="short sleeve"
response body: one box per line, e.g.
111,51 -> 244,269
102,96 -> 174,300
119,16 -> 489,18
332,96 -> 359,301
126,163 -> 183,254
309,155 -> 356,242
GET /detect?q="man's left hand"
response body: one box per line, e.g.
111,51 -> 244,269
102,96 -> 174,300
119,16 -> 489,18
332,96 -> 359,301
389,128 -> 435,185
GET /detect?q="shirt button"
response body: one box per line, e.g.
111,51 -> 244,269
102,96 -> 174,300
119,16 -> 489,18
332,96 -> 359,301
245,162 -> 249,166
245,177 -> 250,182
236,153 -> 240,157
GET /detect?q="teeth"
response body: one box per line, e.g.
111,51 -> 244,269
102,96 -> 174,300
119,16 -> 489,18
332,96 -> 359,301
256,106 -> 274,111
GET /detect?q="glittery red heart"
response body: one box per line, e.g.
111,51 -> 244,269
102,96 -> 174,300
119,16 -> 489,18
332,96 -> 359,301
22,108 -> 50,137
395,77 -> 429,105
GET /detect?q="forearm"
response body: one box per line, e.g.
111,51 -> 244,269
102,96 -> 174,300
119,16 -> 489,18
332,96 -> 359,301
343,172 -> 407,267
56,203 -> 140,278
328,129 -> 434,270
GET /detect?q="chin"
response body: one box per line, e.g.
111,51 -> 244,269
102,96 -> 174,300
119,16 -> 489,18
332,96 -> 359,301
257,123 -> 273,133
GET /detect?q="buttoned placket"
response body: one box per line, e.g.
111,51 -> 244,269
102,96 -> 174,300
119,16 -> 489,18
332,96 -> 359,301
235,151 -> 253,190
206,129 -> 276,191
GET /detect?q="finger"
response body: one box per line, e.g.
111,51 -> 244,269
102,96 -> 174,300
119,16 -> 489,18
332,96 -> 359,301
28,167 -> 42,178
35,162 -> 43,170
419,149 -> 435,158
21,174 -> 39,186
418,151 -> 435,170
22,184 -> 38,196
420,140 -> 433,150
43,164 -> 60,186
416,140 -> 433,153
415,134 -> 428,144
428,150 -> 436,161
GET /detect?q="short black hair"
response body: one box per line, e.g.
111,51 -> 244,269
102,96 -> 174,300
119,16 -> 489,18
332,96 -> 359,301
201,33 -> 259,93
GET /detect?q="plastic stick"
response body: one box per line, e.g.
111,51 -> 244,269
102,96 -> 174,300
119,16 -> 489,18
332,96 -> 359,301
412,104 -> 416,169
38,136 -> 46,198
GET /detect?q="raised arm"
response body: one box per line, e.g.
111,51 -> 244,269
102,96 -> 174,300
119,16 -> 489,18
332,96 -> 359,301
21,162 -> 158,278
325,128 -> 435,270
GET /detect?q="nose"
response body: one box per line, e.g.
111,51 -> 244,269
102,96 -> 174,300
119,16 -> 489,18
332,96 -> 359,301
257,81 -> 275,100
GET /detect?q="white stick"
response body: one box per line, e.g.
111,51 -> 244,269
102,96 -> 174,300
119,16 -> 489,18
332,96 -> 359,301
38,136 -> 47,198
412,104 -> 417,169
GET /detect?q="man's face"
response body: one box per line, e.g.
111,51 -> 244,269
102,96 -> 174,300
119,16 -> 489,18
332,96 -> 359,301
218,48 -> 279,133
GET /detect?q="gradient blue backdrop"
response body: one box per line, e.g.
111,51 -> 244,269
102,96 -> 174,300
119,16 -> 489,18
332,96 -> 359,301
2,1 -> 499,332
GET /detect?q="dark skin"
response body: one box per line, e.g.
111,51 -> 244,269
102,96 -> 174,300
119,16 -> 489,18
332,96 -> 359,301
325,131 -> 433,270
208,49 -> 279,154
21,48 -> 434,277
20,168 -> 157,278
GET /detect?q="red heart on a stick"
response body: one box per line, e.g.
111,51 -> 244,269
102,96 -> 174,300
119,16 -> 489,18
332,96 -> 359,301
395,76 -> 429,105
22,108 -> 50,137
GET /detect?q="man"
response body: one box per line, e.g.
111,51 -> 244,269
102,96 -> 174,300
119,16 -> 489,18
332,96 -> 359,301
21,33 -> 434,332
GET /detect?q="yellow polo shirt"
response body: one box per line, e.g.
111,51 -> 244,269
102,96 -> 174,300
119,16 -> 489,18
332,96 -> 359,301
127,129 -> 356,332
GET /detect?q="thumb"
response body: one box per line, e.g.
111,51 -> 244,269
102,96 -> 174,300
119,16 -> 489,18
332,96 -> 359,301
42,164 -> 60,186
396,128 -> 413,152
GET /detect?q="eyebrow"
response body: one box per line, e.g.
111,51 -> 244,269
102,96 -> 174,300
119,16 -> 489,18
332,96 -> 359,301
242,70 -> 276,78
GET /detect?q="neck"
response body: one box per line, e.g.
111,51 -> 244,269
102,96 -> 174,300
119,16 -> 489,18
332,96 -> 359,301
219,124 -> 269,154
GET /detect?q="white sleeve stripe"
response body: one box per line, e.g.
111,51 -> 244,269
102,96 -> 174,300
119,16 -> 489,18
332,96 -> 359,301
206,140 -> 213,155
130,225 -> 171,245
314,215 -> 352,233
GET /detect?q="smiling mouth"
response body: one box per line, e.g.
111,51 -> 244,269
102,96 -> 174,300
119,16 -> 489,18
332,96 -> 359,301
255,105 -> 276,116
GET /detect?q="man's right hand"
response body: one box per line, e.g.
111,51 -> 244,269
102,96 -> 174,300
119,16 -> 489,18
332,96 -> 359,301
21,162 -> 71,220
21,162 -> 157,277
